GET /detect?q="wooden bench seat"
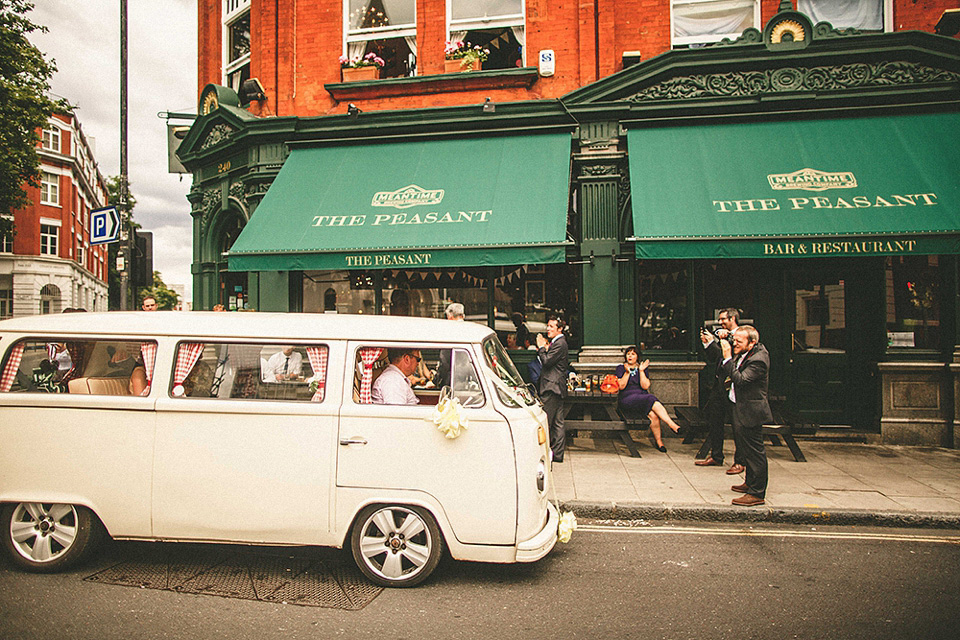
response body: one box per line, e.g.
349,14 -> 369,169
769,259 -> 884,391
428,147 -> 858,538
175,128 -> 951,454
676,405 -> 806,462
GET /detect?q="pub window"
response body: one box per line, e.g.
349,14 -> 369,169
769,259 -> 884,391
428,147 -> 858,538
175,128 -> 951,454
798,0 -> 889,33
345,0 -> 416,78
223,0 -> 250,93
885,256 -> 940,350
637,261 -> 689,351
671,0 -> 759,48
0,284 -> 12,319
448,0 -> 524,69
41,127 -> 61,152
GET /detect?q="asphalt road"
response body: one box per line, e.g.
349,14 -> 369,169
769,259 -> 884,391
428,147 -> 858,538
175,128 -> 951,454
2,523 -> 958,640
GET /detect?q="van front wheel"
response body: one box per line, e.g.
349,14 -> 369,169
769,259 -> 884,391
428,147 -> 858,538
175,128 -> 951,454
1,503 -> 99,573
350,504 -> 443,588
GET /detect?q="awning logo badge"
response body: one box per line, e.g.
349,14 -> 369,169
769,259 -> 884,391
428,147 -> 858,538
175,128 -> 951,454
372,184 -> 445,209
767,168 -> 857,192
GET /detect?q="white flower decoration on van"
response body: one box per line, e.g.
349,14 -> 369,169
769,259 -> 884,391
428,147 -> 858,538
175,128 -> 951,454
558,510 -> 577,544
432,389 -> 468,439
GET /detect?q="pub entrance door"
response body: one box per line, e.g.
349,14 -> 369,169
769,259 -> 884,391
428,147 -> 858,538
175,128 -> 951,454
783,259 -> 882,430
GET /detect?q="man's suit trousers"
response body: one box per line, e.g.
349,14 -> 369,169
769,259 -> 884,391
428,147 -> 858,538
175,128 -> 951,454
542,391 -> 565,462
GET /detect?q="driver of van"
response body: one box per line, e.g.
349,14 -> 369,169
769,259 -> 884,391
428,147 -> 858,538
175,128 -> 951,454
262,346 -> 303,382
371,348 -> 421,405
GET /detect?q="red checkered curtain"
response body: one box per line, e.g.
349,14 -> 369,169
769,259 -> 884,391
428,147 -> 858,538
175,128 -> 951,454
61,342 -> 86,384
171,343 -> 205,396
358,347 -> 384,404
140,342 -> 158,396
305,346 -> 329,402
0,343 -> 25,392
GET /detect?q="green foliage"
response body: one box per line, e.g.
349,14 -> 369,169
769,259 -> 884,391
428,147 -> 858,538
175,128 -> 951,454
140,271 -> 179,310
0,0 -> 69,215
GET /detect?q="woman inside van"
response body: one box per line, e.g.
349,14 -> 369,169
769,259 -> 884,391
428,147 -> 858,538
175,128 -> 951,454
615,346 -> 682,452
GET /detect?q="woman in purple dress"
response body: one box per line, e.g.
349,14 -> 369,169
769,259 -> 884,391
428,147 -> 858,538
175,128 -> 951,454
616,346 -> 682,452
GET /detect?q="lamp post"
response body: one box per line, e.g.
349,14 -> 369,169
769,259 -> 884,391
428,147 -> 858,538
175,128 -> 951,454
119,0 -> 130,309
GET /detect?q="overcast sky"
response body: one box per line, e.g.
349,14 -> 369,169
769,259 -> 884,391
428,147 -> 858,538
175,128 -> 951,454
29,0 -> 198,302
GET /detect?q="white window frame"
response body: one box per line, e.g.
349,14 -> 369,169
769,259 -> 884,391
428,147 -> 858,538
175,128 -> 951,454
798,0 -> 892,33
671,0 -> 760,47
223,0 -> 251,89
446,0 -> 525,65
344,0 -> 417,73
41,127 -> 61,153
40,224 -> 59,256
0,214 -> 12,253
0,286 -> 12,319
40,172 -> 60,206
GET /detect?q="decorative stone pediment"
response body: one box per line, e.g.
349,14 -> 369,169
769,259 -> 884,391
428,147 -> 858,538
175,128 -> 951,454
200,123 -> 237,150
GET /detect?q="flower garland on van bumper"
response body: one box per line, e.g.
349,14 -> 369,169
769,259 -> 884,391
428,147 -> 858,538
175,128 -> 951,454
558,510 -> 577,544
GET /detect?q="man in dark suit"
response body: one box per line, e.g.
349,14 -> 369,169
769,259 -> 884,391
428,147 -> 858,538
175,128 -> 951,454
720,325 -> 773,506
536,316 -> 569,463
696,308 -> 746,474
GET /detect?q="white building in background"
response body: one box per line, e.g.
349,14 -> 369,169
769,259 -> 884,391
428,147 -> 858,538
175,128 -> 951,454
1,111 -> 110,318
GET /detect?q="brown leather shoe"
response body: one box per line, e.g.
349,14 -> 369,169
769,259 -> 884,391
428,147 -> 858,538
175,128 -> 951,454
725,464 -> 745,475
731,483 -> 748,493
695,457 -> 723,467
732,494 -> 765,506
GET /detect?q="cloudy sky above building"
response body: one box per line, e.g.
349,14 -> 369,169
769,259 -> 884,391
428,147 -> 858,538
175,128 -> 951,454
29,0 -> 198,302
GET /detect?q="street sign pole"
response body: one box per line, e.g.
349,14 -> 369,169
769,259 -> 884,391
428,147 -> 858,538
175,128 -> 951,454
119,0 -> 130,310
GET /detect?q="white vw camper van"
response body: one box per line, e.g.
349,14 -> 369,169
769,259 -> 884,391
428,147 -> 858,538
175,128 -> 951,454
0,312 -> 558,587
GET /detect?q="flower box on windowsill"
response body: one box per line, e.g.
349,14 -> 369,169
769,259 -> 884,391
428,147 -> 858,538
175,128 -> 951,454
444,58 -> 482,73
342,66 -> 381,82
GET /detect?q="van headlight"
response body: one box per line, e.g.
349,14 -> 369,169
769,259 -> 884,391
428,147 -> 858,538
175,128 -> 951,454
536,460 -> 546,492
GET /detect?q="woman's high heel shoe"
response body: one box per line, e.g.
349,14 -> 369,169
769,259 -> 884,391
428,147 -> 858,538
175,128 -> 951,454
657,443 -> 667,453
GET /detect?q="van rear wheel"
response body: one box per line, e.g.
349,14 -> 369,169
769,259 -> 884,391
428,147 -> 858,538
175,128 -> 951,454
350,504 -> 443,588
1,502 -> 99,573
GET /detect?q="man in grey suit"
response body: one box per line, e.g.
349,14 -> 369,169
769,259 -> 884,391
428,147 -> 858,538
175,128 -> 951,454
720,325 -> 773,506
536,316 -> 569,463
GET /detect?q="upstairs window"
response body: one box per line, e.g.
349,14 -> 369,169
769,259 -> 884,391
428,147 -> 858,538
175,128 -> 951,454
448,0 -> 524,70
41,127 -> 61,152
798,0 -> 889,32
223,0 -> 251,92
345,0 -> 416,78
40,172 -> 59,206
40,225 -> 59,256
671,0 -> 759,47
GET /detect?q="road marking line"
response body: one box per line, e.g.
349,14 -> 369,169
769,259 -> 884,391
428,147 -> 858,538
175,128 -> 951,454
576,525 -> 960,545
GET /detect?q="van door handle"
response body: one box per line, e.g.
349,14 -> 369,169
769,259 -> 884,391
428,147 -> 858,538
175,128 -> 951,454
339,437 -> 368,446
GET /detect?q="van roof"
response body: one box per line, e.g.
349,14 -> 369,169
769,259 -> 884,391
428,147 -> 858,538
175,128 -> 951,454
0,312 -> 497,343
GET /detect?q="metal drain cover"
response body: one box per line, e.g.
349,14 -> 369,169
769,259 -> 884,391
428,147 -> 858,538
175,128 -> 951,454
85,547 -> 382,610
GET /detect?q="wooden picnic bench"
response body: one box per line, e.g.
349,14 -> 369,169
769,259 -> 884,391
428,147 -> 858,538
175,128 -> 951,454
674,404 -> 806,462
562,390 -> 649,458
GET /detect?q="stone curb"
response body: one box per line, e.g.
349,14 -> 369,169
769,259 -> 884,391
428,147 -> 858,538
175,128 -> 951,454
559,500 -> 960,530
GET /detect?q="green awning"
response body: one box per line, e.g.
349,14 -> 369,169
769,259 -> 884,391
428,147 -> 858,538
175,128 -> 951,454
627,112 -> 960,259
228,133 -> 572,271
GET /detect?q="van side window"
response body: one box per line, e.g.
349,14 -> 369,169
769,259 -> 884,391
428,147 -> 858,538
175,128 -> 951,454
171,342 -> 328,402
0,339 -> 158,396
352,346 -> 483,407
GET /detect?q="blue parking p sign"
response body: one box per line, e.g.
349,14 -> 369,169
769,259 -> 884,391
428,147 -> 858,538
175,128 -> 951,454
90,206 -> 121,245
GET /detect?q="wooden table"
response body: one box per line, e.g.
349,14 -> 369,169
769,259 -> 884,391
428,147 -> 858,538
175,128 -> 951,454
562,390 -> 647,458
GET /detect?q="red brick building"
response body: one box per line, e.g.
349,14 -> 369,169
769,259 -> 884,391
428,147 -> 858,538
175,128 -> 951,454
197,0 -> 956,116
1,112 -> 110,317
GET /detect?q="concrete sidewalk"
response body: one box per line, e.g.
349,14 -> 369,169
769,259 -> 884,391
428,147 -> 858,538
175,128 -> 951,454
552,433 -> 960,528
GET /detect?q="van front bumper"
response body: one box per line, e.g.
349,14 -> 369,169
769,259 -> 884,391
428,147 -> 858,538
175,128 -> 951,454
516,501 -> 559,562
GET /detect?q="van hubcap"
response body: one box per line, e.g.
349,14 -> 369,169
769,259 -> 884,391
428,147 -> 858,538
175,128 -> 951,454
359,507 -> 430,579
9,503 -> 78,563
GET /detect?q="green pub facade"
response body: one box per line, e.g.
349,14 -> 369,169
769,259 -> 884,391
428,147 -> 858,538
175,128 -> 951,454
179,7 -> 960,447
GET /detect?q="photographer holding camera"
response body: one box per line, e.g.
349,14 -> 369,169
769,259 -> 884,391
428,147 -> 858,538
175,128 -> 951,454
695,308 -> 746,474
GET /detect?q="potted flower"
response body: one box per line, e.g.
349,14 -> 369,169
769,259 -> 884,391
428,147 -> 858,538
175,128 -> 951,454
339,52 -> 385,82
444,41 -> 489,72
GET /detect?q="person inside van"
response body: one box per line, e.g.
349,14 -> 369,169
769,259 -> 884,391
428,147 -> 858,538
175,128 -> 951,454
262,346 -> 303,382
372,348 -> 421,405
